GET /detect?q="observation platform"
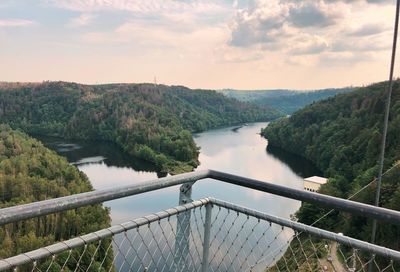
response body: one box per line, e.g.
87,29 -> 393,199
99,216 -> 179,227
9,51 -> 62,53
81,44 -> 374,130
0,170 -> 399,271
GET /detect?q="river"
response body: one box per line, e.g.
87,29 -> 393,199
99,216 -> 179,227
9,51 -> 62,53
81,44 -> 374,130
37,122 -> 321,270
38,122 -> 320,224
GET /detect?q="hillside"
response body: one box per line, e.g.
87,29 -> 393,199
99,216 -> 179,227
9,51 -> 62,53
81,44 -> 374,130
0,124 -> 112,269
0,81 -> 281,174
220,88 -> 352,114
262,81 -> 400,250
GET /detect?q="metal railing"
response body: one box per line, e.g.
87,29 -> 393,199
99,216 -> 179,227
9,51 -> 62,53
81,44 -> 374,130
0,170 -> 400,271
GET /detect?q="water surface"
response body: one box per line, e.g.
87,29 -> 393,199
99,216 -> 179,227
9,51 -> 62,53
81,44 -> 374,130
38,122 -> 320,223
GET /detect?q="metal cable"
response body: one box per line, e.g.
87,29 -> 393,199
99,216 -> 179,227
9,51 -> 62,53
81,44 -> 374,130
371,0 -> 400,245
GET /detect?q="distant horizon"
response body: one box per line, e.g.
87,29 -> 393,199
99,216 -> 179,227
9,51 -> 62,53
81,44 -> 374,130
0,79 -> 359,92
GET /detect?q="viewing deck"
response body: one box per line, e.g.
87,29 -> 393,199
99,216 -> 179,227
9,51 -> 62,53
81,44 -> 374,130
0,170 -> 399,271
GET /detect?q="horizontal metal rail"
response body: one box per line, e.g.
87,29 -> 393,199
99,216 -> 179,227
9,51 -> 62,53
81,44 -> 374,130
210,198 -> 400,263
208,170 -> 400,224
1,197 -> 399,271
1,169 -> 400,226
0,170 -> 209,226
0,198 -> 210,271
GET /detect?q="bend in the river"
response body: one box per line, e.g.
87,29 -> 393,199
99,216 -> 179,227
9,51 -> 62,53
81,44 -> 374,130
38,122 -> 321,224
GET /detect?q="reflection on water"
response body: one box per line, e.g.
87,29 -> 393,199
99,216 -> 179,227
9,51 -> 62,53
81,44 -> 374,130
37,123 -> 321,224
192,123 -> 319,219
72,156 -> 106,165
36,135 -> 160,174
37,123 -> 322,270
56,143 -> 82,152
266,145 -> 322,178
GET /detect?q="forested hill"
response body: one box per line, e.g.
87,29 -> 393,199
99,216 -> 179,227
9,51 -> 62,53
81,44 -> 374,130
0,125 -> 112,268
262,81 -> 400,250
220,87 -> 352,114
0,81 -> 280,174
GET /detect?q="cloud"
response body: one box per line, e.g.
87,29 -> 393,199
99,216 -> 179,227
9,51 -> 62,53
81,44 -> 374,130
67,13 -> 95,27
347,23 -> 389,36
366,0 -> 393,4
82,18 -> 228,58
229,0 -> 348,48
289,34 -> 330,55
45,0 -> 225,15
229,0 -> 289,47
48,0 -> 230,31
227,0 -> 393,68
36,0 -> 395,79
323,0 -> 392,4
288,1 -> 347,28
0,19 -> 34,27
332,36 -> 391,52
287,50 -> 375,67
319,51 -> 375,66
214,44 -> 264,63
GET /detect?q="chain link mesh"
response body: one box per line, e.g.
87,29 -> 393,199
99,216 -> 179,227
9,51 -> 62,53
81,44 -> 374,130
1,201 -> 399,272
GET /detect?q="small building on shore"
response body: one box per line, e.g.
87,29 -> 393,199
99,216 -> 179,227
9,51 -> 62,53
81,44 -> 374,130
304,176 -> 328,192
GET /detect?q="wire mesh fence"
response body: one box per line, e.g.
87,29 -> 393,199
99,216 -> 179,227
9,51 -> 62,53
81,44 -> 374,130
264,233 -> 399,272
0,198 -> 399,272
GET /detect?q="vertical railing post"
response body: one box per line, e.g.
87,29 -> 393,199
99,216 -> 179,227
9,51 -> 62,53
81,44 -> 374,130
174,182 -> 194,271
201,203 -> 212,272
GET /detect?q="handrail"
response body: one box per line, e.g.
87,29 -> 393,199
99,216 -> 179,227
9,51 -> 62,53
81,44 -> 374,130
1,197 -> 399,271
1,169 -> 400,226
0,198 -> 210,271
208,170 -> 400,224
0,170 -> 210,226
210,198 -> 400,262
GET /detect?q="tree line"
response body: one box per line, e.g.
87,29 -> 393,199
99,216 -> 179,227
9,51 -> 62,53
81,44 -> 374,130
0,81 -> 280,174
262,81 -> 400,261
0,124 -> 113,270
220,87 -> 352,114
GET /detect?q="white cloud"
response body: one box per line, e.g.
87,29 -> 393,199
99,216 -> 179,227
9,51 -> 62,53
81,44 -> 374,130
214,44 -> 264,63
289,34 -> 330,55
82,18 -> 228,61
229,0 -> 349,48
18,0 -> 394,89
332,35 -> 391,52
74,0 -> 393,69
228,0 -> 393,67
67,13 -> 95,27
46,0 -> 226,15
233,0 -> 239,8
229,0 -> 289,47
346,23 -> 390,36
319,51 -> 376,66
0,19 -> 34,27
288,1 -> 348,28
49,0 -> 231,32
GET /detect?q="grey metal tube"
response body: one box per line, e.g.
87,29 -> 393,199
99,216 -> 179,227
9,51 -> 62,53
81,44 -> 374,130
1,169 -> 400,226
2,197 -> 399,271
209,170 -> 400,224
0,170 -> 209,226
201,203 -> 212,272
0,198 -> 210,271
174,183 -> 194,271
209,198 -> 400,262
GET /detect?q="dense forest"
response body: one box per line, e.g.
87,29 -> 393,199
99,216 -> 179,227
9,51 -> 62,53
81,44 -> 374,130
0,81 -> 280,174
220,88 -> 352,114
262,81 -> 400,253
0,124 -> 113,269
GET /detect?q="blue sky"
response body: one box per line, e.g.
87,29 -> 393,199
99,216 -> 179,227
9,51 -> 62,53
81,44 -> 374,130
0,0 -> 396,89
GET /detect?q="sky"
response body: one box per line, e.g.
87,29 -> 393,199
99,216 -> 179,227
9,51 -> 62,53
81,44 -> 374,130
0,0 -> 397,90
